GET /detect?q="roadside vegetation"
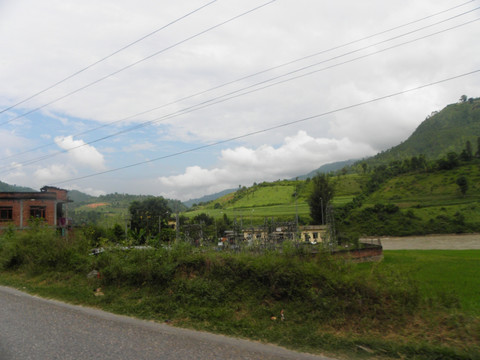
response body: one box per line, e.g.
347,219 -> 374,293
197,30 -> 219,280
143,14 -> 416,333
0,224 -> 479,359
2,97 -> 479,359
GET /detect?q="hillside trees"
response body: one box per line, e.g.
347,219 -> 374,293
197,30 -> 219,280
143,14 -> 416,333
129,197 -> 172,243
308,173 -> 334,224
456,175 -> 469,196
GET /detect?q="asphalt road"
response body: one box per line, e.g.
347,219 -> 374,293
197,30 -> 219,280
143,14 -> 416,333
0,286 -> 333,360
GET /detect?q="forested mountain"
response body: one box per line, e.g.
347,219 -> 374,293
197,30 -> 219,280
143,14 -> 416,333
0,181 -> 35,192
67,190 -> 94,203
298,159 -> 357,179
183,188 -> 236,208
363,97 -> 480,167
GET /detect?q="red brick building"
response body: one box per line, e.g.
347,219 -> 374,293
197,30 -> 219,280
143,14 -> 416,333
0,186 -> 70,231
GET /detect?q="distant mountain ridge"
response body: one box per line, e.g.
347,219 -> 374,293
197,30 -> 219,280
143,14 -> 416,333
183,188 -> 236,208
298,159 -> 358,179
0,181 -> 35,192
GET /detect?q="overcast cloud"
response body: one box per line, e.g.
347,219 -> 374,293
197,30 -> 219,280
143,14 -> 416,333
0,0 -> 479,200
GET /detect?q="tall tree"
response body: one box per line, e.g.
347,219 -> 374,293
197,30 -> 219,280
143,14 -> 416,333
129,197 -> 171,242
308,173 -> 334,225
460,140 -> 473,161
456,175 -> 468,196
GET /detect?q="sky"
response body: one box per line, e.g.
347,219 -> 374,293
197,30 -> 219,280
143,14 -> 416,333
0,0 -> 479,201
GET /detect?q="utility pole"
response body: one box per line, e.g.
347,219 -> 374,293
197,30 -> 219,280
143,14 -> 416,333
320,198 -> 324,225
175,211 -> 179,244
158,215 -> 162,248
295,185 -> 299,242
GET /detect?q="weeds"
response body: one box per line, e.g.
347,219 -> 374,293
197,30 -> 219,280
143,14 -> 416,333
0,229 -> 479,359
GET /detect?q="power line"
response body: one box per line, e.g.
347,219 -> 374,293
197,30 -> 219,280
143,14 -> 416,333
2,6 -> 478,166
2,15 -> 478,174
3,14 -> 480,173
0,0 -> 478,160
0,0 -> 277,127
48,69 -> 480,187
0,0 -> 218,116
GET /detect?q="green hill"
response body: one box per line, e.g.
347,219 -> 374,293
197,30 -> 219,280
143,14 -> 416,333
0,180 -> 35,192
336,159 -> 480,237
364,97 -> 480,167
184,174 -> 367,225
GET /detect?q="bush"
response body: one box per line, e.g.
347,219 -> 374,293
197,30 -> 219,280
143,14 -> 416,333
92,244 -> 421,324
0,223 -> 90,274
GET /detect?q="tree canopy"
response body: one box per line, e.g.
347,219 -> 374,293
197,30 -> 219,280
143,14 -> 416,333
308,173 -> 334,225
129,197 -> 171,242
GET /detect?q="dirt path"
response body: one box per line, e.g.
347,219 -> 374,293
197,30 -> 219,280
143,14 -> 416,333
366,233 -> 480,250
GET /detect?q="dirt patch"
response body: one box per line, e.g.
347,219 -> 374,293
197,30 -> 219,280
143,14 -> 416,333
86,203 -> 109,209
363,234 -> 480,250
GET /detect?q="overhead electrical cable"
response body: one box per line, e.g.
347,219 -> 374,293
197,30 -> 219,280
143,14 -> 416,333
2,15 -> 478,174
0,0 -> 277,127
2,4 -> 478,163
47,69 -> 480,186
0,0 -> 218,116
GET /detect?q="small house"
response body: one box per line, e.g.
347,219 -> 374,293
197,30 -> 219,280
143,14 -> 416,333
0,186 -> 71,231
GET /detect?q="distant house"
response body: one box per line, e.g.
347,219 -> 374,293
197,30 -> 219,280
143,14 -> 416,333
236,224 -> 327,244
299,225 -> 327,244
0,186 -> 71,232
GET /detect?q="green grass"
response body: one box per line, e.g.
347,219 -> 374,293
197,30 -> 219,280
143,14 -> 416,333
233,185 -> 296,207
368,164 -> 480,205
185,203 -> 313,224
380,250 -> 480,315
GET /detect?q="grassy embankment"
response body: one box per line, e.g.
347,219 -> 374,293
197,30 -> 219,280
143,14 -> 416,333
0,225 -> 479,359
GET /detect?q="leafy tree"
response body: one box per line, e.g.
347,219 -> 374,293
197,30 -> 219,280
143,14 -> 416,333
437,152 -> 459,170
308,173 -> 334,224
459,94 -> 467,102
476,137 -> 480,158
82,224 -> 107,247
192,213 -> 214,226
456,175 -> 468,196
109,223 -> 125,242
460,140 -> 473,161
361,162 -> 368,173
129,197 -> 171,242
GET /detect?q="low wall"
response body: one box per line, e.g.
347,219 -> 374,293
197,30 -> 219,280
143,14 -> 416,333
333,242 -> 383,263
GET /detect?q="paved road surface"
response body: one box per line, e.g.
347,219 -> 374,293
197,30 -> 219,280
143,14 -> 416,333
0,286 -> 333,360
377,233 -> 480,250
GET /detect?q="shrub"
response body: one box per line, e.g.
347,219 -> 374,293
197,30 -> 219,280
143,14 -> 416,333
0,223 -> 90,274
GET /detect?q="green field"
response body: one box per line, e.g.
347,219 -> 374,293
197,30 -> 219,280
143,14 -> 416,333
360,250 -> 480,315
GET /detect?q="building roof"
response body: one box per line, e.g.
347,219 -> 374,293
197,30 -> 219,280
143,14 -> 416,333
0,186 -> 69,202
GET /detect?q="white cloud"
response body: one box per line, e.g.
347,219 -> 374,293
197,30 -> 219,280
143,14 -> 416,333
122,142 -> 156,153
0,0 -> 479,198
0,130 -> 28,157
158,131 -> 376,200
54,135 -> 106,170
33,164 -> 75,185
67,184 -> 107,197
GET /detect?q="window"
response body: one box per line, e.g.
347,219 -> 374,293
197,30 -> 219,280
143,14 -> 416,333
0,207 -> 13,221
30,206 -> 46,219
